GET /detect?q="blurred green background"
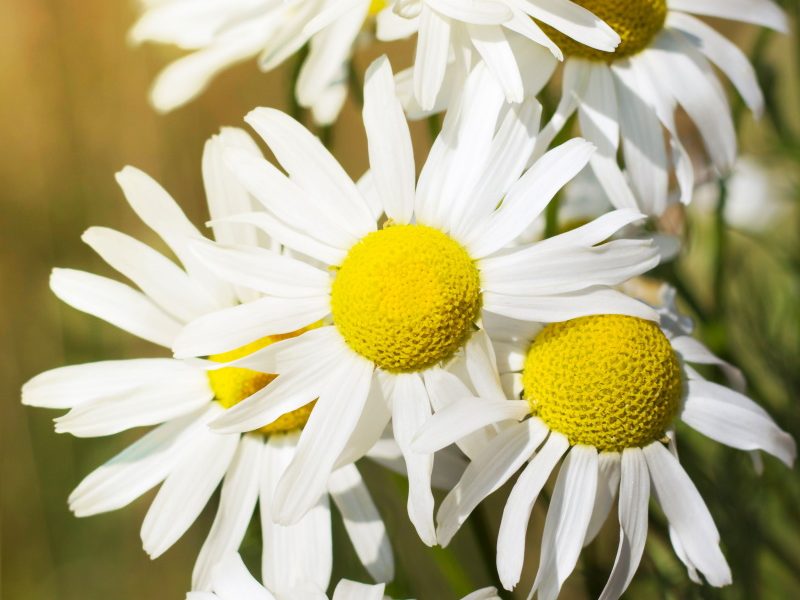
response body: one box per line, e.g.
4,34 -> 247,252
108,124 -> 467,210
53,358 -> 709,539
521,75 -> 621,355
1,1 -> 798,599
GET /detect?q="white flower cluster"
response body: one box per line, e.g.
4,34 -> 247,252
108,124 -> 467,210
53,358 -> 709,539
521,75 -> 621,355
24,2 -> 796,599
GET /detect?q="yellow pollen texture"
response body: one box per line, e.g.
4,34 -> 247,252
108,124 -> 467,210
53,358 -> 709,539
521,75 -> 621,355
522,315 -> 682,452
207,327 -> 317,435
331,224 -> 481,373
537,0 -> 667,61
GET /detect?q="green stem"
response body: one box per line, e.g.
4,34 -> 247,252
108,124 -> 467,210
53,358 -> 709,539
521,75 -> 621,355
348,60 -> 364,107
712,178 -> 729,317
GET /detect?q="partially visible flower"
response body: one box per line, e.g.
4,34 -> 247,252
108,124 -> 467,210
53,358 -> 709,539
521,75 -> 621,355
523,0 -> 788,216
172,56 -> 659,546
308,0 -> 620,111
187,552 -> 500,600
21,128 -> 394,593
693,157 -> 789,232
130,0 -> 386,124
415,285 -> 795,600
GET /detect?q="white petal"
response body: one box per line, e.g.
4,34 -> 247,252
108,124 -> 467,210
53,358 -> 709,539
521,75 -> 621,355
650,31 -> 736,172
423,368 -> 495,459
599,447 -> 650,600
114,166 -> 232,306
243,108 -> 375,235
611,65 -> 669,215
682,381 -> 796,467
193,435 -> 263,591
452,98 -> 542,241
483,287 -> 658,323
465,330 -> 507,403
644,442 -> 732,586
480,239 -> 659,296
519,0 -> 620,51
141,427 -> 239,558
437,419 -> 548,545
210,552 -> 274,600
331,580 -> 385,600
362,56 -> 416,224
54,371 -> 212,437
466,139 -> 595,257
334,377 -> 392,468
82,227 -> 219,323
22,359 -> 191,409
668,12 -> 763,118
328,464 -> 394,582
390,372 -> 437,546
51,268 -> 182,348
188,239 -> 330,298
532,445 -> 598,600
413,6 -> 451,110
273,349 -> 374,524
209,344 -> 342,434
427,0 -> 513,24
496,431 -> 569,590
584,451 -> 621,546
670,335 -> 746,392
414,398 -> 529,454
261,433 -> 332,595
172,295 -> 330,358
68,407 -> 212,517
467,24 -> 523,102
203,127 -> 261,251
668,0 -> 788,33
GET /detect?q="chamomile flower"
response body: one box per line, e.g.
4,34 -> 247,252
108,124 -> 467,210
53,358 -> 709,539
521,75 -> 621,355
307,0 -> 620,111
188,552 -> 501,600
21,128 -> 394,593
130,0 -> 388,123
415,286 -> 796,599
522,0 -> 789,216
172,56 -> 660,544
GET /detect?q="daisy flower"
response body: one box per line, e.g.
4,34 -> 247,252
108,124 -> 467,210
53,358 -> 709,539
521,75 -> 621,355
172,55 -> 661,545
21,128 -> 394,593
188,552 -> 501,600
523,0 -> 789,216
129,0 -> 389,124
415,286 -> 796,599
307,0 -> 620,111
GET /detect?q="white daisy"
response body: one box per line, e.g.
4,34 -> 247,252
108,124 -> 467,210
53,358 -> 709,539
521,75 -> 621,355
171,55 -> 660,545
188,552 -> 501,600
307,0 -> 620,112
523,0 -> 788,217
21,128 -> 394,593
129,0 -> 389,124
414,285 -> 796,599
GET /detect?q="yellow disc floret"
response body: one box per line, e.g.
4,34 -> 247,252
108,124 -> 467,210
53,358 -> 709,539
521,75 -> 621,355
522,315 -> 682,452
208,326 -> 318,435
331,224 -> 481,373
538,0 -> 667,61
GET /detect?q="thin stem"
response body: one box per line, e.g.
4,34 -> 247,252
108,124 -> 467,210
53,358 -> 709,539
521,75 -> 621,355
712,178 -> 729,317
288,45 -> 309,122
348,60 -> 364,108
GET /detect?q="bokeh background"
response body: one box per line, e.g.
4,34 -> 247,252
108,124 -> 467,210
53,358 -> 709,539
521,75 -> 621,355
2,1 -> 799,598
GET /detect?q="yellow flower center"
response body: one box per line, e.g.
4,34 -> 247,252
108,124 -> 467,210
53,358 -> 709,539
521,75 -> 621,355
368,0 -> 387,16
538,0 -> 667,61
331,224 -> 481,373
522,315 -> 682,452
208,326 -> 318,435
